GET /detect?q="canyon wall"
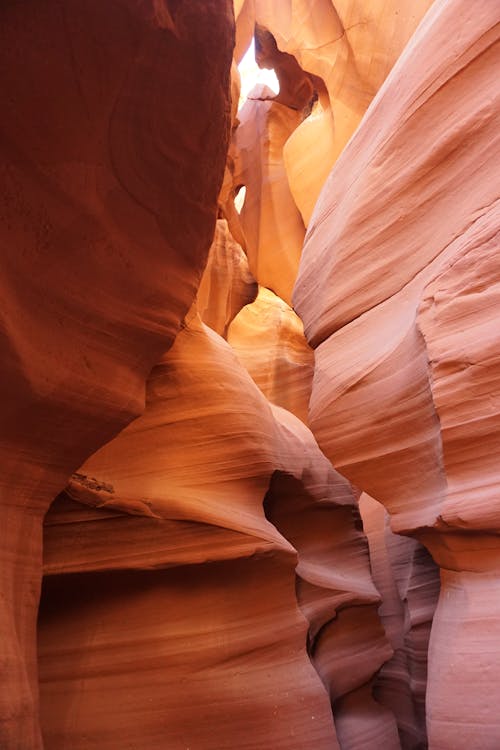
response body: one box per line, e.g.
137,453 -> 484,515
39,316 -> 342,749
294,0 -> 500,747
1,0 -> 498,748
0,1 -> 233,747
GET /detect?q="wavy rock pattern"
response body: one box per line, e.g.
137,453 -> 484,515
3,0 -> 498,747
236,0 -> 434,226
264,463 -> 400,750
39,317 -> 342,749
294,1 -> 500,746
0,2 -> 233,747
360,494 -> 440,749
197,218 -> 257,338
228,287 -> 314,422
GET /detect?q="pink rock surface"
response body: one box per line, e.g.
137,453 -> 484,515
360,494 -> 440,748
294,1 -> 500,746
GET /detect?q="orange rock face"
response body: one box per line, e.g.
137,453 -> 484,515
236,0 -> 434,227
2,0 -> 499,748
234,90 -> 306,303
197,218 -> 257,337
228,287 -> 314,423
39,317 -> 342,749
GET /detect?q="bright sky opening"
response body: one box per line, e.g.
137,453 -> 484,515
238,40 -> 280,109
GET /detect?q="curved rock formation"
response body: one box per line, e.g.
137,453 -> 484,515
252,0 -> 434,151
197,218 -> 257,338
264,419 -> 400,750
228,287 -> 314,422
234,88 -> 306,303
236,0 -> 434,227
0,2 -> 233,746
360,494 -> 440,749
253,24 -> 316,113
3,0 -> 499,747
39,314 -> 399,748
232,0 -> 435,302
294,1 -> 500,746
39,316 -> 341,749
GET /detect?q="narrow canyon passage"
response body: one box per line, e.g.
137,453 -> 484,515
1,1 -> 499,749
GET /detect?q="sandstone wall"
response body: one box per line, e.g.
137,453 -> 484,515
294,1 -> 500,746
0,2 -> 233,746
2,0 -> 498,747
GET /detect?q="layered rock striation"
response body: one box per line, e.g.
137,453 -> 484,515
360,494 -> 440,749
2,0 -> 499,748
0,1 -> 233,746
39,315 -> 354,749
294,1 -> 500,746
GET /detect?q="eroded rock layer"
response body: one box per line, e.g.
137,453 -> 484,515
39,317 -> 350,749
228,287 -> 314,423
294,1 -> 500,746
360,494 -> 440,749
0,1 -> 233,746
3,0 -> 498,747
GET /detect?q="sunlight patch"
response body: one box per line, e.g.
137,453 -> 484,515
238,40 -> 279,109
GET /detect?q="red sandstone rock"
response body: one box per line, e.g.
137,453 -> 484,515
39,316 -> 342,749
0,2 -> 233,746
3,0 -> 498,747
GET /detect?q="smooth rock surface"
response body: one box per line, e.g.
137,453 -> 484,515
39,316 -> 342,749
197,218 -> 257,338
0,2 -> 233,746
228,287 -> 314,422
294,1 -> 500,746
234,87 -> 305,303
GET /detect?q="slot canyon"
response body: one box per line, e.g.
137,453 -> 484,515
0,1 -> 499,748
